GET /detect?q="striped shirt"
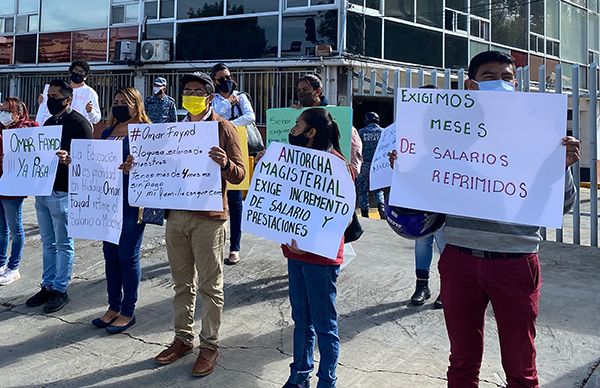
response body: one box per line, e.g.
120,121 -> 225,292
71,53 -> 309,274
444,169 -> 576,253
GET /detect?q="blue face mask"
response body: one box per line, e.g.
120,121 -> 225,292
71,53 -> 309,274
476,80 -> 516,92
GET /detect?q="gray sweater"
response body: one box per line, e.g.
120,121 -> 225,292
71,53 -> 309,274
444,169 -> 576,253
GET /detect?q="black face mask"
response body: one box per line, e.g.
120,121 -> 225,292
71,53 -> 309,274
70,73 -> 85,84
297,91 -> 316,107
217,79 -> 235,94
47,97 -> 68,116
112,105 -> 132,123
288,130 -> 311,148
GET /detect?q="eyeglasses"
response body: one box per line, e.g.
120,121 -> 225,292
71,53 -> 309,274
182,89 -> 208,97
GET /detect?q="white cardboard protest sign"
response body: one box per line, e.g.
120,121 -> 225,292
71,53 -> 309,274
68,140 -> 123,244
242,142 -> 355,259
35,84 -> 51,126
0,126 -> 62,196
128,122 -> 222,211
389,88 -> 568,228
369,123 -> 396,190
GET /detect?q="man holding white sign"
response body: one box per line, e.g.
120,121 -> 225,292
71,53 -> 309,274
390,51 -> 579,388
138,72 -> 245,377
25,80 -> 93,314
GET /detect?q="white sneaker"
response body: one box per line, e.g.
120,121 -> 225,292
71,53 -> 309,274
0,269 -> 20,285
0,266 -> 6,276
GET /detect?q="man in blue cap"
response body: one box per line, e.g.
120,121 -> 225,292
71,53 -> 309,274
144,76 -> 177,123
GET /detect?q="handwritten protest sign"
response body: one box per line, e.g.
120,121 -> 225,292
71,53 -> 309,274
369,123 -> 396,190
266,107 -> 353,159
128,122 -> 222,211
242,142 -> 355,259
389,88 -> 568,228
35,84 -> 51,126
68,140 -> 123,244
227,125 -> 251,191
0,126 -> 61,196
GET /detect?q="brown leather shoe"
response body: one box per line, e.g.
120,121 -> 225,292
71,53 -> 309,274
154,338 -> 193,365
192,347 -> 218,377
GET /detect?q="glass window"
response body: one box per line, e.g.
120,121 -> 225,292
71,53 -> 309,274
417,0 -> 442,28
5,17 -> 14,33
41,0 -> 109,32
530,0 -> 543,35
311,0 -> 333,4
349,0 -> 361,5
471,0 -> 489,19
39,32 -> 72,63
73,29 -> 108,61
445,34 -> 467,69
0,19 -> 3,33
589,13 -> 599,52
546,0 -> 559,39
346,12 -> 381,58
28,13 -> 37,31
287,0 -> 308,6
384,20 -> 442,67
446,0 -> 467,12
160,0 -> 174,18
490,1 -> 526,49
470,40 -> 489,57
18,0 -> 37,13
561,2 -> 587,63
144,1 -> 158,19
384,0 -> 413,21
176,15 -> 278,60
366,0 -> 380,10
227,0 -> 278,15
112,6 -> 125,23
281,10 -> 337,57
0,36 -> 13,64
146,22 -> 173,40
125,3 -> 138,23
14,33 -> 36,63
177,0 -> 223,19
16,14 -> 27,32
0,2 -> 15,15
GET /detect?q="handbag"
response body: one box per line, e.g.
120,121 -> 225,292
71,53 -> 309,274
137,207 -> 165,226
231,93 -> 265,156
344,212 -> 364,243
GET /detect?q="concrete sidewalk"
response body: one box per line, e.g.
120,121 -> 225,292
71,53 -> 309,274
0,198 -> 599,387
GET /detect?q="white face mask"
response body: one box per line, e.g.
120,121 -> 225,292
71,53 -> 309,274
0,111 -> 14,126
153,86 -> 163,95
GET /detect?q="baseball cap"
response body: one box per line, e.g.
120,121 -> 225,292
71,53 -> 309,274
179,72 -> 214,94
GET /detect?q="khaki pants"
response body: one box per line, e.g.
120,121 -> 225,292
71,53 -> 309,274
165,210 -> 226,350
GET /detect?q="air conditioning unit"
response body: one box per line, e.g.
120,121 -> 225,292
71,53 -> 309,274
114,40 -> 138,62
140,39 -> 170,62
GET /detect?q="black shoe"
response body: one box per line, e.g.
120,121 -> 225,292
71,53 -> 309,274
43,290 -> 70,313
360,209 -> 369,218
106,316 -> 136,334
433,294 -> 443,309
410,279 -> 431,306
282,380 -> 310,388
26,286 -> 53,307
377,203 -> 386,219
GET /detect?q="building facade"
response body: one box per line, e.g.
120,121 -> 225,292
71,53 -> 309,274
0,0 -> 598,127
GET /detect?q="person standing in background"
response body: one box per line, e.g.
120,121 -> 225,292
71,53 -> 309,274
144,76 -> 177,124
356,112 -> 385,219
210,63 -> 256,266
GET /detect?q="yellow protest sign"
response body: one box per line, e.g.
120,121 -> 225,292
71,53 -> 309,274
228,125 -> 251,190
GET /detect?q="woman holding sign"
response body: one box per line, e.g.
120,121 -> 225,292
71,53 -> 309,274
0,98 -> 39,285
277,107 -> 352,388
92,87 -> 150,334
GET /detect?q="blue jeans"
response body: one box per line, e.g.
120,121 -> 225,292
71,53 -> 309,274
227,190 -> 242,252
415,228 -> 446,272
287,260 -> 340,388
356,169 -> 384,210
0,198 -> 25,270
102,204 -> 145,317
35,192 -> 74,293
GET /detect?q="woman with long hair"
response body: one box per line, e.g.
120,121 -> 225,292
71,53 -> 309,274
280,107 -> 351,388
91,87 -> 151,333
0,98 -> 39,285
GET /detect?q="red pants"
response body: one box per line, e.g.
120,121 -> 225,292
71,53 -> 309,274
438,244 -> 541,388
